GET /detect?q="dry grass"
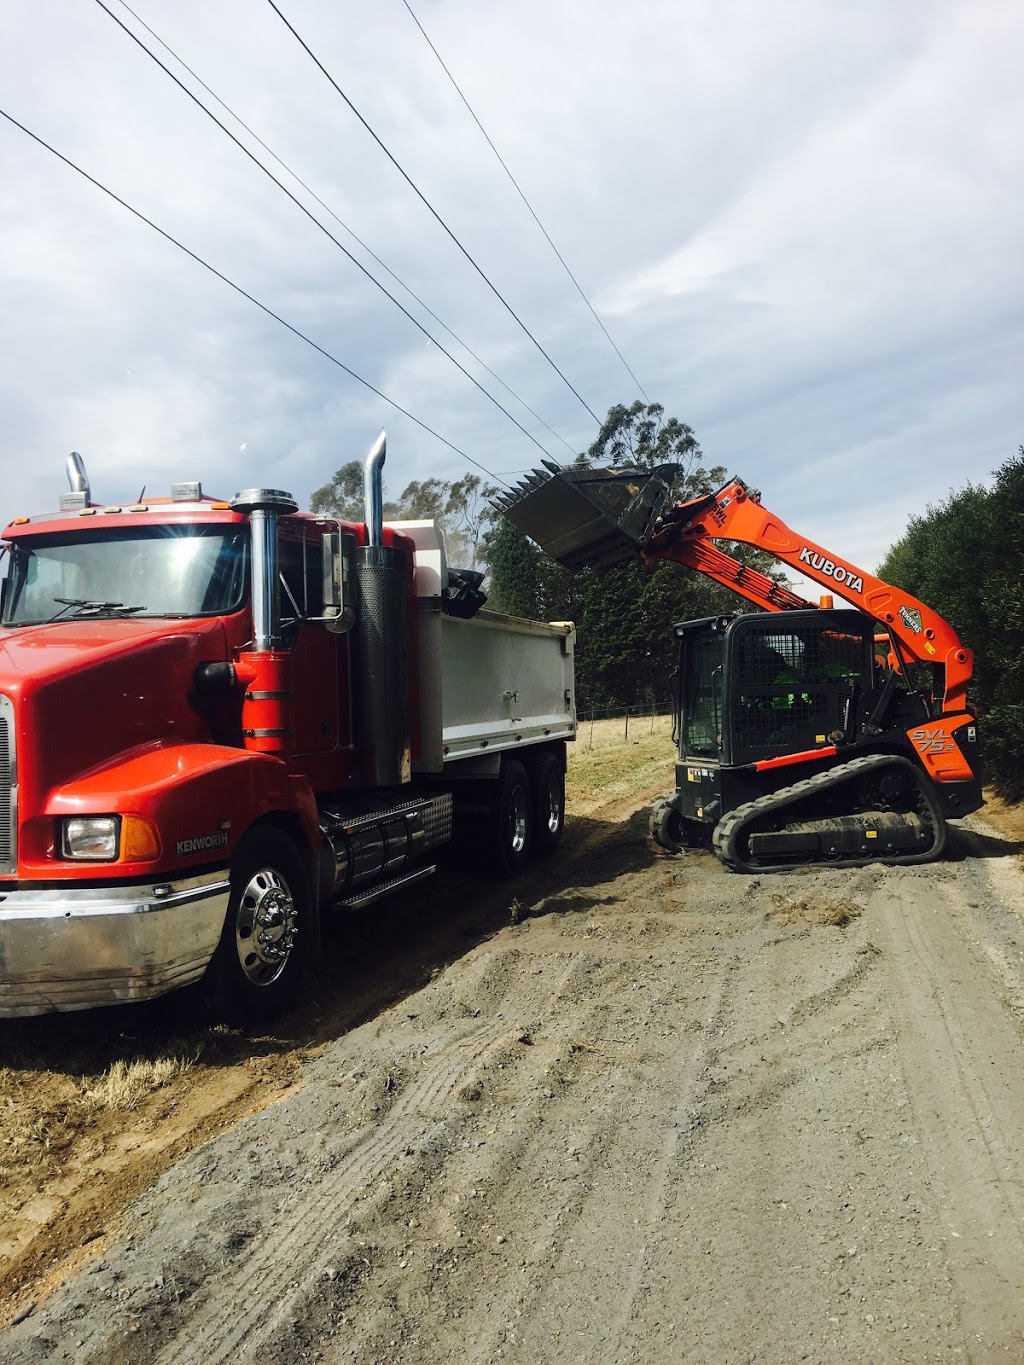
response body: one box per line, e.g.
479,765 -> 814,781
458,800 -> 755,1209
567,714 -> 675,818
769,893 -> 863,928
83,1052 -> 198,1112
575,712 -> 674,749
0,1046 -> 200,1182
980,789 -> 1024,843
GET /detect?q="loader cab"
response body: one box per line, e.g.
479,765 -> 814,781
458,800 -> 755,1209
673,610 -> 877,770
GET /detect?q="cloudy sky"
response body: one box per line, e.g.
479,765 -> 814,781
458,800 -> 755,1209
2,0 -> 1021,583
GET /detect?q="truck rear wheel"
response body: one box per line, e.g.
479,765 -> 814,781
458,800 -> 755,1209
201,826 -> 309,1023
489,758 -> 532,878
528,752 -> 564,857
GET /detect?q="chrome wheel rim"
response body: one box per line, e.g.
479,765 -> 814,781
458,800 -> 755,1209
545,776 -> 562,836
235,866 -> 297,986
509,785 -> 529,856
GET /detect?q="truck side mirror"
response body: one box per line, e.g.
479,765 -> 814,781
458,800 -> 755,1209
322,530 -> 356,633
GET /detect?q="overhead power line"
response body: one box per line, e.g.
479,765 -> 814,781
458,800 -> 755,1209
264,0 -> 603,428
93,0 -> 557,463
0,107 -> 510,488
401,0 -> 650,403
112,0 -> 577,458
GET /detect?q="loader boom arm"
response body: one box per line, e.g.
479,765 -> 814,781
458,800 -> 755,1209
669,538 -> 816,613
646,479 -> 972,711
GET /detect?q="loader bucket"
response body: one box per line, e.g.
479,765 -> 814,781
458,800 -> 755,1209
494,462 -> 678,571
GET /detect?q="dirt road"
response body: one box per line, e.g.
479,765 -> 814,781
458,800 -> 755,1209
3,775 -> 1024,1363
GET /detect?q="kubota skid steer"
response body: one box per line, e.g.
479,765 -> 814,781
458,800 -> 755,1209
496,463 -> 982,872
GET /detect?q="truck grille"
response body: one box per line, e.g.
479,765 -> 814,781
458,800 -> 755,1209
0,695 -> 15,875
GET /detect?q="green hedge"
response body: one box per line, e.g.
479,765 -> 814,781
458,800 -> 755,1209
878,448 -> 1024,802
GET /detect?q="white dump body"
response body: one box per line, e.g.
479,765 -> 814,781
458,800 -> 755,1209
390,521 -> 576,774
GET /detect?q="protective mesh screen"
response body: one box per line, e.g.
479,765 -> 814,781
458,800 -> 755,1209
731,622 -> 869,759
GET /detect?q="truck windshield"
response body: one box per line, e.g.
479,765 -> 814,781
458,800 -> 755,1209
2,525 -> 249,625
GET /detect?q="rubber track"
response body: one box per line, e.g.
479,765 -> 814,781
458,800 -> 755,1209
712,753 -> 947,874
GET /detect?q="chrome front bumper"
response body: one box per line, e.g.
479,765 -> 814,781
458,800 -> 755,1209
0,871 -> 230,1016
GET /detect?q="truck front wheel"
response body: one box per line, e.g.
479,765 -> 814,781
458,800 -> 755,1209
201,826 -> 309,1022
489,758 -> 533,878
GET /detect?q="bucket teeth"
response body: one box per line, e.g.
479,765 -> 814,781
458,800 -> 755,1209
496,461 -> 678,572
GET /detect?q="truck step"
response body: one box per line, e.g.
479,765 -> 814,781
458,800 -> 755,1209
336,864 -> 436,911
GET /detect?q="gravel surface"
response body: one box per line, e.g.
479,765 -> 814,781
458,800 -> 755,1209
3,804 -> 1024,1365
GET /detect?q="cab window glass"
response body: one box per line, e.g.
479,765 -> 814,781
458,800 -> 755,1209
279,528 -> 324,619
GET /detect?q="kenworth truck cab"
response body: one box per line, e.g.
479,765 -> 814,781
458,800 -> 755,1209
0,434 -> 575,1019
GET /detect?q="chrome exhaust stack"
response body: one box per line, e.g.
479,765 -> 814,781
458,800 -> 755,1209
363,429 -> 387,547
353,430 -> 410,787
231,487 -> 298,650
59,451 -> 93,511
65,451 -> 91,501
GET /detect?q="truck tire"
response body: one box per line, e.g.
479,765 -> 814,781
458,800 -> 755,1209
489,758 -> 533,878
201,825 -> 309,1023
528,752 -> 565,858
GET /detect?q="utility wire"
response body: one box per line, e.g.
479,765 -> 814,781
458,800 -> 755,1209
0,107 -> 509,488
401,0 -> 649,403
265,0 -> 602,428
112,0 -> 577,458
93,0 -> 556,463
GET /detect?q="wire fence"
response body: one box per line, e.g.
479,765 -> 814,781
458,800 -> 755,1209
575,699 -> 674,748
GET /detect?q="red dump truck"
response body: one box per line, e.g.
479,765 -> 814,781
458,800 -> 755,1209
0,433 -> 575,1019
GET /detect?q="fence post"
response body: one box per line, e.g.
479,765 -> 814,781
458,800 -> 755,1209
624,708 -> 629,742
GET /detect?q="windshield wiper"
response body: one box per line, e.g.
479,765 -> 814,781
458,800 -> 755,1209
49,597 -> 147,621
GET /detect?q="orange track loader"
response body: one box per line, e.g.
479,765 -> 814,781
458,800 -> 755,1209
496,465 -> 982,872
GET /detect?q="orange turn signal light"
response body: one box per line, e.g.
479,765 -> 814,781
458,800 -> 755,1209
121,815 -> 161,861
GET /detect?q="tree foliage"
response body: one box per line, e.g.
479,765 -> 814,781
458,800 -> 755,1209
582,400 -> 718,500
878,446 -> 1024,801
309,460 -> 375,523
310,463 -> 498,572
489,402 -> 786,709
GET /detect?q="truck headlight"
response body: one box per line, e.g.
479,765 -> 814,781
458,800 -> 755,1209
61,816 -> 121,861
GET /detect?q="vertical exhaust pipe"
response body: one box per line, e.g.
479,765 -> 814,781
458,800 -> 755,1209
363,430 -> 387,547
353,430 -> 411,786
231,485 -> 299,756
230,487 -> 298,650
66,451 -> 91,503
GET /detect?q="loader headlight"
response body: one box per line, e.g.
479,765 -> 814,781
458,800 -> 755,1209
61,816 -> 121,861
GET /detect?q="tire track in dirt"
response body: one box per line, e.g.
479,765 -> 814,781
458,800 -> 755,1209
6,797 -> 1024,1364
152,1016 -> 512,1365
873,874 -> 1024,1363
145,936 -> 655,1365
